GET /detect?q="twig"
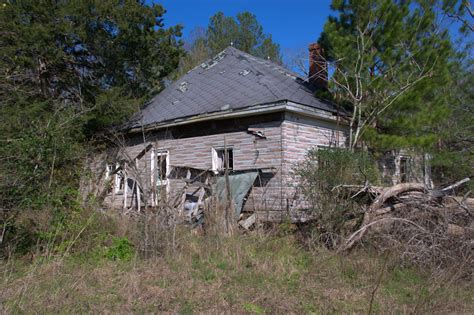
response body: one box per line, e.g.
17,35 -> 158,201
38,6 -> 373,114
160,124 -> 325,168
368,251 -> 389,315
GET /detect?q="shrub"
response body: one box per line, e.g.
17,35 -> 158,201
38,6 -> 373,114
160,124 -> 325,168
105,237 -> 135,261
296,148 -> 380,191
294,148 -> 380,247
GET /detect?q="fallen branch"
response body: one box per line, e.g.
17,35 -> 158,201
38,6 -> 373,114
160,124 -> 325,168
436,177 -> 471,196
370,183 -> 427,211
340,217 -> 427,252
340,178 -> 472,252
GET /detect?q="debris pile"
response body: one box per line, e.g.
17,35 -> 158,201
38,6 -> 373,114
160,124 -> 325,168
339,178 -> 473,269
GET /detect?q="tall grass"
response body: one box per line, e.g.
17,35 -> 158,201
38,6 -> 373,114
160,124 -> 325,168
1,211 -> 472,314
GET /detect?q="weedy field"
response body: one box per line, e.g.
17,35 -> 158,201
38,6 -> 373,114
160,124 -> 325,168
1,227 -> 472,314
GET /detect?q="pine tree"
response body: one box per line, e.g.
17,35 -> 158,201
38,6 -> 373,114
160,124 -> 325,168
176,11 -> 282,77
319,0 -> 454,151
206,11 -> 282,63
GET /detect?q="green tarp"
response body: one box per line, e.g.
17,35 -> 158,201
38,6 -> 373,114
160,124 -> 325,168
214,171 -> 259,218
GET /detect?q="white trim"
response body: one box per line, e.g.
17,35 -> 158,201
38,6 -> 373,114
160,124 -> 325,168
135,158 -> 141,212
155,150 -> 170,186
150,149 -> 156,206
114,162 -> 124,194
150,149 -> 155,185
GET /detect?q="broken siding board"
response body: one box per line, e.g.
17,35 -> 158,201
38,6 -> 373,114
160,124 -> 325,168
239,214 -> 256,230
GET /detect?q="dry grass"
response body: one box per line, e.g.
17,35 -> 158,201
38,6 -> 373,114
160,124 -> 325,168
1,229 -> 472,314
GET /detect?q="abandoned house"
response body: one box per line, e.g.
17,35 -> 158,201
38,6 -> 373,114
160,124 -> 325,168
84,44 -> 431,222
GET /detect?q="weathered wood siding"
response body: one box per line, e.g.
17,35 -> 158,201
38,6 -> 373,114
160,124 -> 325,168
377,150 -> 432,187
94,111 -> 350,219
102,117 -> 285,211
278,112 -> 348,215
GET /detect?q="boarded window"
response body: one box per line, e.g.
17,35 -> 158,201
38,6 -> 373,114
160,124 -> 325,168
212,147 -> 233,171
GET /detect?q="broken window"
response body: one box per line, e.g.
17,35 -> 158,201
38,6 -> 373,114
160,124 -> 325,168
400,157 -> 409,183
149,150 -> 169,206
115,163 -> 125,193
154,151 -> 169,186
104,162 -> 125,194
212,147 -> 233,172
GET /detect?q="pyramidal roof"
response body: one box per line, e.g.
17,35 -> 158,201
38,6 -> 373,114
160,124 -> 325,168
130,46 -> 338,129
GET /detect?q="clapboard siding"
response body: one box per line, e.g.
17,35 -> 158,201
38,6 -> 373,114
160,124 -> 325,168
103,117 -> 285,211
96,112 -> 349,216
281,112 -> 348,210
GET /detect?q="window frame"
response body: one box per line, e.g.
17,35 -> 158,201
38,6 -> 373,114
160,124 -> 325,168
114,163 -> 125,194
212,146 -> 234,172
399,156 -> 410,183
151,149 -> 170,187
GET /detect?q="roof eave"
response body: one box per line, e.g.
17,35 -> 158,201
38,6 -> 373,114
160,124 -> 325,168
126,100 -> 347,134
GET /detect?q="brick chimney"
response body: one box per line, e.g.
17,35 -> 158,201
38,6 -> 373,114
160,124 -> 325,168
308,43 -> 328,90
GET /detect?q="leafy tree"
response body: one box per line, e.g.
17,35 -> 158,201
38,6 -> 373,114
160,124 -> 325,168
0,0 -> 182,250
319,0 -> 454,151
440,0 -> 474,33
0,0 -> 182,126
427,0 -> 473,188
207,12 -> 239,54
175,33 -> 210,78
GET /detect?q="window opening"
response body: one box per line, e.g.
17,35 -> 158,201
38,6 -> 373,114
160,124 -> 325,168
155,151 -> 169,186
400,157 -> 409,183
212,147 -> 234,171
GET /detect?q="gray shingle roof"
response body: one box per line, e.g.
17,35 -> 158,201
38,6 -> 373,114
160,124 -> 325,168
130,46 -> 338,128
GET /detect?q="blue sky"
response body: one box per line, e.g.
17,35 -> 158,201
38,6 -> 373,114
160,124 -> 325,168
153,0 -> 334,64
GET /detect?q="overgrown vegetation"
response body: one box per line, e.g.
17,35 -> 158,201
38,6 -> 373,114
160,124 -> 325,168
294,148 -> 379,247
1,220 -> 472,313
0,0 -> 472,312
0,0 -> 182,256
294,147 -> 473,273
